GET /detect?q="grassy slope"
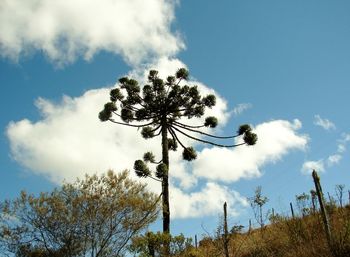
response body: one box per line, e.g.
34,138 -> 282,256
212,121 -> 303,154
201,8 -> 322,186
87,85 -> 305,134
179,205 -> 350,257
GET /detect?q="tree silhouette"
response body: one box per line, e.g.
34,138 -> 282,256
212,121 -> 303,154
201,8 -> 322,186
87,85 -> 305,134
99,68 -> 257,234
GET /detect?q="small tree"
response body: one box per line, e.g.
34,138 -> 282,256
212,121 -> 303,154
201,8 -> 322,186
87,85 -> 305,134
0,170 -> 159,257
296,192 -> 311,217
99,68 -> 257,236
129,232 -> 193,257
249,186 -> 269,230
335,184 -> 346,208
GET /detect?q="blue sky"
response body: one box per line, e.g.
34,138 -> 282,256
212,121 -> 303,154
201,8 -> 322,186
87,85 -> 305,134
1,0 -> 350,239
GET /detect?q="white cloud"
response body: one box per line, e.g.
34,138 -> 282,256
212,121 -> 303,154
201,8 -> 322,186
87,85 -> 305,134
336,133 -> 350,153
327,154 -> 342,166
301,160 -> 325,174
171,183 -> 248,219
302,132 -> 350,175
193,119 -> 308,182
0,0 -> 183,66
301,154 -> 341,175
314,115 -> 336,130
343,133 -> 350,142
337,144 -> 346,153
232,103 -> 252,116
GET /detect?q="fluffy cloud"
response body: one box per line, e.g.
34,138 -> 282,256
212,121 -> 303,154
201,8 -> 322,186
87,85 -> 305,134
301,160 -> 325,174
232,103 -> 252,116
0,0 -> 183,65
171,183 -> 248,219
327,154 -> 342,166
337,133 -> 350,153
301,132 -> 350,174
193,120 -> 308,182
314,115 -> 336,130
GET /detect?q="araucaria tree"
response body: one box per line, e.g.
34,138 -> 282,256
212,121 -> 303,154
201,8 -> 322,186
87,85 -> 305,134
99,68 -> 257,234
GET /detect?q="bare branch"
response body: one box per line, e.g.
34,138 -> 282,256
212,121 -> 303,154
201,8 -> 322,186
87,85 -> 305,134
108,119 -> 156,128
171,125 -> 246,148
168,127 -> 188,151
173,122 -> 239,139
173,120 -> 205,129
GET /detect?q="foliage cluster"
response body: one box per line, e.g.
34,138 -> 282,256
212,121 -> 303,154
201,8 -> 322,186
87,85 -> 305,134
0,171 -> 159,257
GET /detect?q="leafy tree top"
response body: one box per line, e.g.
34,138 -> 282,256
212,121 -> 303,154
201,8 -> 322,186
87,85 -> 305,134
99,68 -> 257,180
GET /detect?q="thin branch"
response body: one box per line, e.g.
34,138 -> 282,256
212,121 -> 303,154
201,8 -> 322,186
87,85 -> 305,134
108,119 -> 156,128
115,192 -> 162,256
112,111 -> 157,122
173,120 -> 205,129
168,127 -> 187,151
171,125 -> 246,148
176,77 -> 182,86
121,103 -> 141,112
153,128 -> 162,137
147,175 -> 162,183
150,124 -> 162,133
152,159 -> 163,165
173,122 -> 239,139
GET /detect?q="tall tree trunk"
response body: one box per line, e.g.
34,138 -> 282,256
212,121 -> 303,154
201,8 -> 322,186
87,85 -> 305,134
161,122 -> 170,234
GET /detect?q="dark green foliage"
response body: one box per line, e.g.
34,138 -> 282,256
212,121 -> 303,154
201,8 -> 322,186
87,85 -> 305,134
141,126 -> 155,139
104,102 -> 117,112
202,94 -> 216,108
129,231 -> 193,257
168,138 -> 178,151
176,68 -> 189,80
135,108 -> 149,121
121,108 -> 134,122
98,109 -> 111,122
182,147 -> 197,161
98,103 -> 117,121
244,131 -> 258,145
134,160 -> 151,177
110,88 -> 124,102
156,163 -> 168,179
204,116 -> 218,128
238,124 -> 252,135
143,152 -> 156,163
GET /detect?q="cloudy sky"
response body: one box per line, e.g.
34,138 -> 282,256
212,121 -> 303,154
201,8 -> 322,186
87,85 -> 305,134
1,0 -> 350,237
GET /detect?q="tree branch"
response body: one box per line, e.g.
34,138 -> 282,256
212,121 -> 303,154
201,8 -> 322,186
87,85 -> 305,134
108,119 -> 156,128
168,127 -> 188,151
171,125 -> 246,148
173,120 -> 205,129
173,122 -> 239,139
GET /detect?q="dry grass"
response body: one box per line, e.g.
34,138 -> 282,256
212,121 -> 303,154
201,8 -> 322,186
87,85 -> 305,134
178,205 -> 350,257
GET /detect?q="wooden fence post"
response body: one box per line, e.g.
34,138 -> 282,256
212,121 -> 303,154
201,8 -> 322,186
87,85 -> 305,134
248,219 -> 252,234
290,202 -> 295,218
223,202 -> 230,257
312,170 -> 333,250
195,234 -> 198,249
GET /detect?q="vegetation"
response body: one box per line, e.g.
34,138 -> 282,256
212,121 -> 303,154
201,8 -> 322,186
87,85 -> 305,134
98,68 -> 257,235
129,232 -> 194,257
249,186 -> 269,230
0,170 -> 159,257
158,184 -> 350,257
187,205 -> 350,257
